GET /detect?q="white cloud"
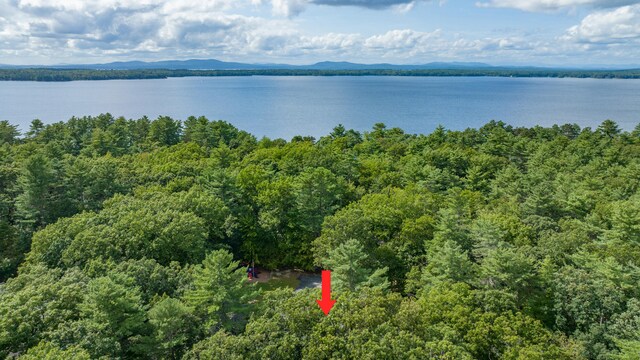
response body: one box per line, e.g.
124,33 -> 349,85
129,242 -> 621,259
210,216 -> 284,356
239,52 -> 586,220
270,0 -> 309,17
0,0 -> 639,65
477,0 -> 639,12
264,0 -> 431,17
0,0 -> 301,61
363,29 -> 443,57
563,4 -> 640,43
313,0 -> 420,8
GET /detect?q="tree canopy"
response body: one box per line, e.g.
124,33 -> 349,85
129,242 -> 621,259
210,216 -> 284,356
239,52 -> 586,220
1,115 -> 639,359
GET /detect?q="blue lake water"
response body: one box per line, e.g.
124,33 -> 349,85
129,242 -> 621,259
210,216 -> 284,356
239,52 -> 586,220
0,76 -> 638,139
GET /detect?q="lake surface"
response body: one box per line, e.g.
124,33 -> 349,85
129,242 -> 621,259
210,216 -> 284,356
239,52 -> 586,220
1,76 -> 639,139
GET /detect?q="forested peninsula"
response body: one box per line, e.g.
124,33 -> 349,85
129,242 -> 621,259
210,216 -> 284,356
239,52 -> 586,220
1,116 -> 640,359
1,68 -> 640,81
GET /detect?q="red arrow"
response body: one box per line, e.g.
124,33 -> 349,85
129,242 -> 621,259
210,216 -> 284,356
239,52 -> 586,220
316,270 -> 337,315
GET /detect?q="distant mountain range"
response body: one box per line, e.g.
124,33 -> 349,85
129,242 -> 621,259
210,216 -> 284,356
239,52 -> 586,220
1,59 -> 638,71
0,59 -> 508,71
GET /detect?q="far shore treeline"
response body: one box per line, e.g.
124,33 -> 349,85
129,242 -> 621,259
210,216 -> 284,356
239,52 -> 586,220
1,68 -> 640,81
1,115 -> 640,359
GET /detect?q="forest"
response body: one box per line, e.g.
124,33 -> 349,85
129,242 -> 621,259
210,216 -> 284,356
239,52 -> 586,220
1,68 -> 640,81
1,115 -> 640,359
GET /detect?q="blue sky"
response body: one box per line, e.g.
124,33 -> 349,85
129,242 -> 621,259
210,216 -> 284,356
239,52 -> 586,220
0,0 -> 639,66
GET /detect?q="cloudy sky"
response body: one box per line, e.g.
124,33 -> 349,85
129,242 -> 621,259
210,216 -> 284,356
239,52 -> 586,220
0,0 -> 639,66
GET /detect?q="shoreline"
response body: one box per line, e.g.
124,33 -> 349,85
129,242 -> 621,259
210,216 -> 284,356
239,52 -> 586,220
1,68 -> 640,82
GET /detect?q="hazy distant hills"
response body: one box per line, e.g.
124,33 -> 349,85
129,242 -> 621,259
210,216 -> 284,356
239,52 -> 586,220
0,59 -> 496,71
1,59 -> 639,71
76,59 -> 274,70
295,61 -> 494,70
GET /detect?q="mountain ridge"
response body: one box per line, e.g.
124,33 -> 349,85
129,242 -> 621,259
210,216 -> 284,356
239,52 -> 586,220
0,59 -> 547,71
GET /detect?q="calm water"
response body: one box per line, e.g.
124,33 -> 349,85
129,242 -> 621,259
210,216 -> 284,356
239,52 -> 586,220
1,76 -> 639,139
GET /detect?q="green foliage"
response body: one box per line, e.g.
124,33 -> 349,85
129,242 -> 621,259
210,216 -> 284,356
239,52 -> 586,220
187,285 -> 571,359
313,187 -> 436,289
149,297 -> 196,359
20,341 -> 90,360
85,258 -> 189,303
28,188 -> 227,268
183,250 -> 257,333
0,117 -> 639,359
0,144 -> 24,278
0,266 -> 87,358
148,116 -> 182,147
0,120 -> 19,145
422,240 -> 475,289
74,275 -> 150,358
15,153 -> 69,228
324,239 -> 389,293
2,68 -> 640,82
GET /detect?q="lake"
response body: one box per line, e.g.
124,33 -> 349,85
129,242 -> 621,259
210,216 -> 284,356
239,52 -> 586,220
1,76 -> 639,139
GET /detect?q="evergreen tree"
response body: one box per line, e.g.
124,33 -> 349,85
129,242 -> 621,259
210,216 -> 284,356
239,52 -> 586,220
0,120 -> 19,145
183,250 -> 256,333
20,341 -> 90,360
422,240 -> 475,288
324,239 -> 389,293
149,297 -> 195,359
78,275 -> 150,358
15,153 -> 57,227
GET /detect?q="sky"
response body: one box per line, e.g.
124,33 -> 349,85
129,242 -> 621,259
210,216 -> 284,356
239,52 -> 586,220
0,0 -> 639,66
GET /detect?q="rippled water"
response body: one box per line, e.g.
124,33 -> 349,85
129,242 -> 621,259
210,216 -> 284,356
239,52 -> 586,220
1,76 -> 638,138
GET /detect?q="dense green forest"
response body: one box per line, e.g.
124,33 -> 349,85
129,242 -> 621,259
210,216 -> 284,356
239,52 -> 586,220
1,115 -> 640,359
1,68 -> 640,81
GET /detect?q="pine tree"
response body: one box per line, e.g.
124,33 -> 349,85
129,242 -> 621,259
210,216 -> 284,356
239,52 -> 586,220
422,240 -> 475,288
183,250 -> 256,333
149,297 -> 194,359
324,239 -> 389,293
79,275 -> 149,358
